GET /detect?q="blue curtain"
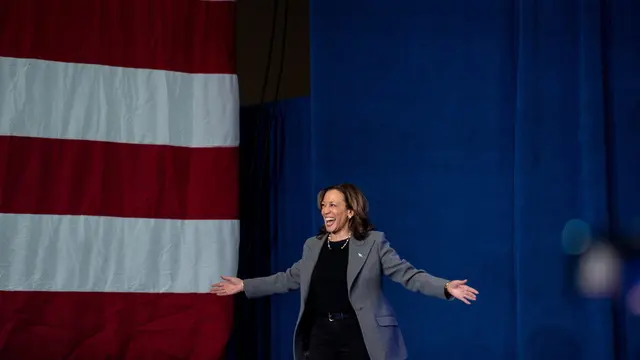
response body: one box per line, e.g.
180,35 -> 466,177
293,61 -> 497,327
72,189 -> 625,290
304,0 -> 640,360
267,97 -> 315,360
233,2 -> 639,359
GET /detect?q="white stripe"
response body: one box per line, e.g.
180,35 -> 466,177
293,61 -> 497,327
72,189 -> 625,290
0,214 -> 239,293
0,56 -> 239,147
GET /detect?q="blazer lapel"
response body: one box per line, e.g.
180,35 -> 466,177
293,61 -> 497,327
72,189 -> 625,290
301,235 -> 325,303
347,236 -> 374,294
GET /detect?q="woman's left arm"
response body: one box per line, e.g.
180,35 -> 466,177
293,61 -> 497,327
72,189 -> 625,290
378,233 -> 478,303
378,233 -> 449,299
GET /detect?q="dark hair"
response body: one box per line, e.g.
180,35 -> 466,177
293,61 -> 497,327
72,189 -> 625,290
315,183 -> 375,241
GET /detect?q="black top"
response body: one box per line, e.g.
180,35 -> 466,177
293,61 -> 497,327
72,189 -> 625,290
305,237 -> 355,316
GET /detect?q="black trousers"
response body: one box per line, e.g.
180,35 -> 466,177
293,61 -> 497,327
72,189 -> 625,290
306,315 -> 371,360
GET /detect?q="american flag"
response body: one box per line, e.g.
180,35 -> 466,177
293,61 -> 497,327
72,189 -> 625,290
0,0 -> 239,358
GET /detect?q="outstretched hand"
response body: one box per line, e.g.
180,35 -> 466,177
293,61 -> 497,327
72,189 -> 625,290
210,276 -> 244,296
447,279 -> 478,304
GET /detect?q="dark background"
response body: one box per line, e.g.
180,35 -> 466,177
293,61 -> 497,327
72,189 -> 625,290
236,0 -> 309,106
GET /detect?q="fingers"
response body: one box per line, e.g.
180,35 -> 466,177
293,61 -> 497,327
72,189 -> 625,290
456,295 -> 473,305
209,283 -> 229,296
455,291 -> 472,305
211,288 -> 226,295
450,279 -> 468,287
210,276 -> 242,296
452,285 -> 478,305
210,286 -> 230,296
464,291 -> 477,301
210,282 -> 228,291
221,275 -> 243,286
462,285 -> 477,300
462,285 -> 479,295
455,293 -> 475,304
453,280 -> 479,294
220,276 -> 236,284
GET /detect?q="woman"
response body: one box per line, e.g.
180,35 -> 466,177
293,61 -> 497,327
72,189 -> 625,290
211,183 -> 478,360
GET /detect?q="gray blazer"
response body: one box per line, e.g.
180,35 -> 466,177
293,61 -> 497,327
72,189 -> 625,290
243,230 -> 451,360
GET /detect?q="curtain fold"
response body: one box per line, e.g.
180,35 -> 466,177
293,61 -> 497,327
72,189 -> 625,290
268,97 -> 314,360
513,0 -> 615,358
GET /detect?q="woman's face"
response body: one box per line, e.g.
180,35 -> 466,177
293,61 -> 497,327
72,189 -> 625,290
320,189 -> 354,235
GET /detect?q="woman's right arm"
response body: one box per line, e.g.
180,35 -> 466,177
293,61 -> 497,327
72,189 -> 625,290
243,257 -> 303,298
212,242 -> 309,298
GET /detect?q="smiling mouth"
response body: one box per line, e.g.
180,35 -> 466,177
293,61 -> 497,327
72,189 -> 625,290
325,218 -> 335,226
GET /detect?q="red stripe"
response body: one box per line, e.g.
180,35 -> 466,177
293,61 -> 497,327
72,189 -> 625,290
0,291 -> 233,360
0,0 -> 235,74
0,136 -> 238,220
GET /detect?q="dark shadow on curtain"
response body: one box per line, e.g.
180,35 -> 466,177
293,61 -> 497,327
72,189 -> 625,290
226,96 -> 313,360
226,104 -> 274,360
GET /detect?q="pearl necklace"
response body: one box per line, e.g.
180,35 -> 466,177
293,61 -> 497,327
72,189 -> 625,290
328,233 -> 351,250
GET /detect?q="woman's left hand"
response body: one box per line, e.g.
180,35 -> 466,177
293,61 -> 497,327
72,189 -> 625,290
446,279 -> 478,304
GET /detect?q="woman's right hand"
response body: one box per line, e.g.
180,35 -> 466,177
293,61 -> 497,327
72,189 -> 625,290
210,276 -> 244,296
